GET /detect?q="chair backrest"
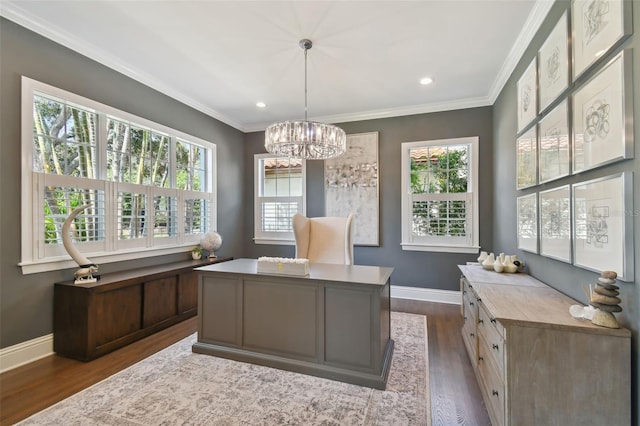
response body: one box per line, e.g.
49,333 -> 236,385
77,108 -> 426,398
293,213 -> 354,265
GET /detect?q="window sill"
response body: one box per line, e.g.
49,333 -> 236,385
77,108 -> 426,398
254,238 -> 295,246
19,245 -> 197,275
401,243 -> 480,254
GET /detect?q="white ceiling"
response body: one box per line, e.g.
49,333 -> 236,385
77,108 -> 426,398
1,1 -> 553,132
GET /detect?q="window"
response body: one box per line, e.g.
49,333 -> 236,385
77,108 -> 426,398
21,77 -> 216,274
254,154 -> 306,244
401,137 -> 479,253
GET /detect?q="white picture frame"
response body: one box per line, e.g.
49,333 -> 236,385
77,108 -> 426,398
516,127 -> 537,189
539,99 -> 570,183
325,131 -> 379,246
517,193 -> 538,253
539,185 -> 571,263
517,58 -> 538,132
572,173 -> 634,281
538,11 -> 569,112
572,50 -> 633,173
571,0 -> 632,80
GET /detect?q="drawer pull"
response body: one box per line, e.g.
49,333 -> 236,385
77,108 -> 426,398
478,319 -> 484,324
492,390 -> 499,397
470,302 -> 474,306
490,318 -> 497,324
470,333 -> 475,338
478,356 -> 484,362
477,298 -> 482,303
463,290 -> 467,294
463,316 -> 467,321
492,344 -> 499,351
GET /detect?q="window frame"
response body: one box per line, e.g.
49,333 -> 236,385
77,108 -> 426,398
400,136 -> 480,253
253,153 -> 306,245
20,77 -> 217,274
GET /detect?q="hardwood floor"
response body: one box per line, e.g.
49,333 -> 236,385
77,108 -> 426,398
0,300 -> 489,426
393,299 -> 491,426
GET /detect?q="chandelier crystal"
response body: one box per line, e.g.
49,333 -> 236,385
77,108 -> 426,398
264,39 -> 346,160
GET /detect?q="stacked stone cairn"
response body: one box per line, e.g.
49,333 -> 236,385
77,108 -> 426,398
590,271 -> 621,329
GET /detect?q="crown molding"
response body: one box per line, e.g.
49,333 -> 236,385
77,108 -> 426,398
2,1 -> 552,134
487,0 -> 555,104
0,3 -> 246,131
244,95 -> 493,133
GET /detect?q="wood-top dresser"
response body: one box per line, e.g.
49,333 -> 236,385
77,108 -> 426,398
459,265 -> 630,426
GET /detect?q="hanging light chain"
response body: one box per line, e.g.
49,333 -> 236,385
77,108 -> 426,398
304,45 -> 308,121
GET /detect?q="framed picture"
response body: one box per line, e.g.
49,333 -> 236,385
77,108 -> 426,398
517,58 -> 537,132
539,185 -> 571,263
571,0 -> 632,80
516,127 -> 537,189
572,173 -> 633,281
325,131 -> 379,246
517,193 -> 538,253
539,11 -> 569,111
572,50 -> 633,173
539,99 -> 570,183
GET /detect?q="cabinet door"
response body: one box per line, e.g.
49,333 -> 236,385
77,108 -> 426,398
178,271 -> 198,315
95,285 -> 142,347
143,276 -> 178,328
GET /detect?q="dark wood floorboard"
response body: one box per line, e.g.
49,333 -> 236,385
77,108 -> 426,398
392,299 -> 491,426
1,301 -> 489,426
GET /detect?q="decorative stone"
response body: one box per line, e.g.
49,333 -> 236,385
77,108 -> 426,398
594,286 -> 619,297
591,293 -> 621,305
590,302 -> 623,313
601,271 -> 618,280
591,309 -> 619,329
596,278 -> 619,290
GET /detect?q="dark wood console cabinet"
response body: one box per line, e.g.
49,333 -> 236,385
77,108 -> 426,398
54,257 -> 231,361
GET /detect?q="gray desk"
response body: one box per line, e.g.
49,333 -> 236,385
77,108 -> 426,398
193,258 -> 394,389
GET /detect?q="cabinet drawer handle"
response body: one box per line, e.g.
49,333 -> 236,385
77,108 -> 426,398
492,344 -> 499,351
490,318 -> 497,324
470,302 -> 474,306
477,298 -> 482,303
470,333 -> 475,338
463,316 -> 467,321
478,319 -> 484,324
463,290 -> 467,294
492,390 -> 499,397
478,356 -> 484,362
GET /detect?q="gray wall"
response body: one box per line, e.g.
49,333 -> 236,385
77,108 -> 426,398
243,107 -> 494,289
0,18 -> 245,348
492,1 -> 640,421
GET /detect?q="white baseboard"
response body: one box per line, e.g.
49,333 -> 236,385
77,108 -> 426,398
0,333 -> 54,373
391,285 -> 461,305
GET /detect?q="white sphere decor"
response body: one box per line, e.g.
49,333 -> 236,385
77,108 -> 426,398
200,232 -> 222,258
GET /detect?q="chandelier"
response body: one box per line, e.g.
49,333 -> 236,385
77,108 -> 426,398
264,39 -> 346,160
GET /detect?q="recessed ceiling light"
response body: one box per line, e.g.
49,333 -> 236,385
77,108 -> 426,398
256,102 -> 267,108
420,77 -> 433,85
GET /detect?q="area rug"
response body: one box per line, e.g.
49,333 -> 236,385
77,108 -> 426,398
18,312 -> 430,425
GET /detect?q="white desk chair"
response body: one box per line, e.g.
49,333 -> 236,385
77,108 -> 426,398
292,213 -> 354,265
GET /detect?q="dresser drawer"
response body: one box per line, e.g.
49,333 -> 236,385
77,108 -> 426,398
462,315 -> 477,364
463,287 -> 477,319
478,335 -> 505,426
477,303 -> 505,376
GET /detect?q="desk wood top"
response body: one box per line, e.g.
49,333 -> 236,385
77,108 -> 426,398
459,265 -> 630,337
196,258 -> 393,286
